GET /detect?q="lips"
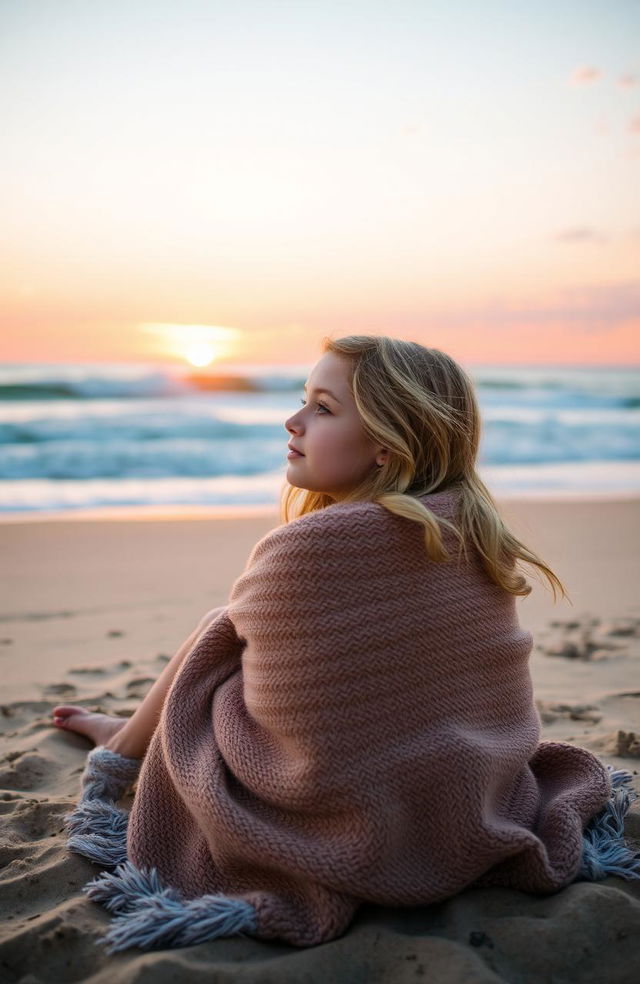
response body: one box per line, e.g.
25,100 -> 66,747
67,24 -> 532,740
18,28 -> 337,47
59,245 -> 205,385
287,444 -> 304,457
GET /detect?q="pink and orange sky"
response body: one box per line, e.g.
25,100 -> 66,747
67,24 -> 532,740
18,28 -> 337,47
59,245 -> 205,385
1,0 -> 639,367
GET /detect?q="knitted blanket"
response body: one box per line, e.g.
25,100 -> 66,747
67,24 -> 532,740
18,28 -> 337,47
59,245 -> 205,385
68,490 -> 640,951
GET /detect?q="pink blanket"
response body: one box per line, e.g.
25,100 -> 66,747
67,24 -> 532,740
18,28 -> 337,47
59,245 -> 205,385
70,490 -> 638,951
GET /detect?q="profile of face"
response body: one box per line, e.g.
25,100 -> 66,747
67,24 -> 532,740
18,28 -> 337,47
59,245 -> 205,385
284,351 -> 388,500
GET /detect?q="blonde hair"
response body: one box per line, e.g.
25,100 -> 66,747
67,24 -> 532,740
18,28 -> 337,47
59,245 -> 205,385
281,334 -> 566,600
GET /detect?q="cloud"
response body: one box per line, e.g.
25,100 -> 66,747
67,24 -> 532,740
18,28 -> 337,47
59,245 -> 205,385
489,282 -> 640,334
630,115 -> 640,134
618,74 -> 638,88
570,66 -> 601,85
393,284 -> 639,346
553,227 -> 607,245
558,282 -> 640,325
432,283 -> 639,339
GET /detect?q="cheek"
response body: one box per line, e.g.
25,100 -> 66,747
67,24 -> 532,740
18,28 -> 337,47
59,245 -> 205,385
313,426 -> 375,473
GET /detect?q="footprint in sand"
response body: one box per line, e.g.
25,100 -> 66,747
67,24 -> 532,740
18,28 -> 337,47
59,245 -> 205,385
43,683 -> 77,698
1,798 -> 66,842
598,617 -> 640,638
0,703 -> 57,736
125,677 -> 154,696
537,702 -> 602,725
613,731 -> 640,758
57,660 -> 157,705
0,750 -> 50,792
0,748 -> 33,765
539,614 -> 639,661
0,847 -> 91,942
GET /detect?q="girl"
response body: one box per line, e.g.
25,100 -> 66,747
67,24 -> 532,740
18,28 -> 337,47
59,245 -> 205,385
54,335 -> 639,952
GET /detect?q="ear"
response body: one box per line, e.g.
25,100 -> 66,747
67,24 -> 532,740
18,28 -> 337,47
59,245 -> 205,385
375,449 -> 388,467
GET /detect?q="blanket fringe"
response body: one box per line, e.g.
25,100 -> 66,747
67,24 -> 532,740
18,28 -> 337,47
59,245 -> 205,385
579,766 -> 640,881
66,799 -> 129,866
66,748 -> 258,950
64,745 -> 137,868
67,750 -> 639,951
81,745 -> 141,802
84,861 -> 258,952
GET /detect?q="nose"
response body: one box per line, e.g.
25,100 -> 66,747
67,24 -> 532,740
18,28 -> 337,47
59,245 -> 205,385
285,408 -> 303,435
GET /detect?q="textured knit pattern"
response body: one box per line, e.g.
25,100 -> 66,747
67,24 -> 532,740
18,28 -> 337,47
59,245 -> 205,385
127,489 -> 612,947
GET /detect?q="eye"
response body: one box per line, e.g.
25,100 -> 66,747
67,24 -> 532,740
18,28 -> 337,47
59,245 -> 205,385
300,398 -> 331,414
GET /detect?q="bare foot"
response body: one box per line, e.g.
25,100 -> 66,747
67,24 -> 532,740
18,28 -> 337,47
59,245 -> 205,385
52,704 -> 126,748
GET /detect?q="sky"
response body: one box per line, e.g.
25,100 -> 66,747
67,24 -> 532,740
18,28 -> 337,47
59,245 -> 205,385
1,0 -> 639,367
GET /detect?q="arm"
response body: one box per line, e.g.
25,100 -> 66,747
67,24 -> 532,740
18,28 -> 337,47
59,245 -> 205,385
107,606 -> 226,759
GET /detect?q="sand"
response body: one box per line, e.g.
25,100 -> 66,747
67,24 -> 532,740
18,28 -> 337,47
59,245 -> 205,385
1,499 -> 639,983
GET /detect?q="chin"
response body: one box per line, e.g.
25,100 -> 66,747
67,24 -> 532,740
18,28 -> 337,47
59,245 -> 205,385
286,471 -> 324,495
285,469 -> 307,491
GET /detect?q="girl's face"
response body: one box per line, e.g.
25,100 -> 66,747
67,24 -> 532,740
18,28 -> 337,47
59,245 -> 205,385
284,352 -> 387,500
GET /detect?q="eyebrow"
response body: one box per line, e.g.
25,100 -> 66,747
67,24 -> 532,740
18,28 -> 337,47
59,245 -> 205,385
303,383 -> 341,404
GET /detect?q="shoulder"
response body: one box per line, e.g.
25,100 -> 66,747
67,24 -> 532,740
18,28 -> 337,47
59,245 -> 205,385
230,501 -> 406,609
418,487 -> 462,522
246,500 -> 397,568
249,490 -> 463,560
244,488 -> 463,575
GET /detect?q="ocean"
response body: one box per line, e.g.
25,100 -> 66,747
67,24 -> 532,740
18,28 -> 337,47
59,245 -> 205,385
0,362 -> 638,515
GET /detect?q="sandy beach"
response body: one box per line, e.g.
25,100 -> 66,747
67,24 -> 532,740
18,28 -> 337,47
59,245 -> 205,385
1,498 -> 639,983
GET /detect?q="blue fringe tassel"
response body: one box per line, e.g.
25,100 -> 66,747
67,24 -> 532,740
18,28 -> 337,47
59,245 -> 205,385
66,748 -> 259,951
80,745 -> 141,803
65,798 -> 129,866
66,749 -> 638,952
65,745 -> 138,868
84,861 -> 258,952
578,766 -> 640,881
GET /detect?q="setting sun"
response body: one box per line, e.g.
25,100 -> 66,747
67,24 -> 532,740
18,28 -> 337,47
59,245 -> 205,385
139,323 -> 241,366
185,342 -> 217,367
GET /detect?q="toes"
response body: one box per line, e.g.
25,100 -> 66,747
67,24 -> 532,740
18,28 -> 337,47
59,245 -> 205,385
51,705 -> 94,736
54,713 -> 96,738
52,704 -> 88,718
